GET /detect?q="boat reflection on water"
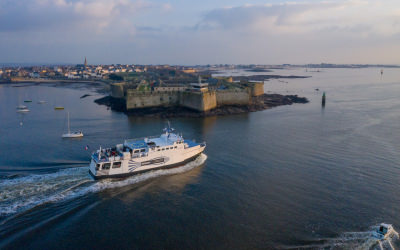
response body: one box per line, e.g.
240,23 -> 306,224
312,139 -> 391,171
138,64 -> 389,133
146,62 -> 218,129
115,156 -> 206,203
17,111 -> 28,126
198,116 -> 217,135
126,111 -> 237,136
148,159 -> 205,191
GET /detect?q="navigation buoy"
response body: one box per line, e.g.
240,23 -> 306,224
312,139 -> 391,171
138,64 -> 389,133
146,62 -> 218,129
322,92 -> 326,107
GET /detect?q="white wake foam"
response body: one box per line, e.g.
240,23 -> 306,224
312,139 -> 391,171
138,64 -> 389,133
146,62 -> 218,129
284,225 -> 399,250
329,225 -> 399,250
0,167 -> 91,217
0,154 -> 207,217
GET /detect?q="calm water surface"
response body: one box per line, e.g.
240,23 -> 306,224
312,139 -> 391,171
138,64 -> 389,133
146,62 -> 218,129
1,68 -> 400,249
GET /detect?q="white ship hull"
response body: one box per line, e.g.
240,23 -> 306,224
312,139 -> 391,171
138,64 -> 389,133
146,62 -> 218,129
89,128 -> 206,179
16,109 -> 30,113
62,132 -> 83,138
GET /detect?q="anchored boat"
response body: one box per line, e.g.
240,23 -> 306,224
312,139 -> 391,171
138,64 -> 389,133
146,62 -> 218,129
16,105 -> 30,113
89,125 -> 206,179
62,112 -> 83,138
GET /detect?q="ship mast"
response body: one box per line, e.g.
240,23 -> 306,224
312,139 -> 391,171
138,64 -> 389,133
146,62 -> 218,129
67,111 -> 70,134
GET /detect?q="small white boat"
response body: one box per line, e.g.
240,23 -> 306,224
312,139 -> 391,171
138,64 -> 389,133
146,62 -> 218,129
16,105 -> 30,113
16,108 -> 30,113
373,223 -> 394,240
62,112 -> 83,138
37,100 -> 46,104
62,131 -> 84,138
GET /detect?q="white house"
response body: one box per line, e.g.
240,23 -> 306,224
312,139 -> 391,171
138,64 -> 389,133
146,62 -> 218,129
29,72 -> 40,78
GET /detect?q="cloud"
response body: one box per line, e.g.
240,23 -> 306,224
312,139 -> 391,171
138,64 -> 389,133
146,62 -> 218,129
0,0 -> 399,64
0,0 -> 158,33
197,0 -> 400,37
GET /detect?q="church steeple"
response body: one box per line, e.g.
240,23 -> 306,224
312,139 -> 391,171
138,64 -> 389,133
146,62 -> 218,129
84,56 -> 87,69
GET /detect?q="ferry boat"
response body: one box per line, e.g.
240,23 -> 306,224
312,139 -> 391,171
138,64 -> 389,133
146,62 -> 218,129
89,125 -> 206,179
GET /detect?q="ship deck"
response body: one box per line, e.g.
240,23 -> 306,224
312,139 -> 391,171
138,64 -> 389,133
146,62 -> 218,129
92,133 -> 201,163
184,140 -> 199,148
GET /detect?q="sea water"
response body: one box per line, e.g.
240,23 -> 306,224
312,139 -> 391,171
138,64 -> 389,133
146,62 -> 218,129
1,68 -> 400,249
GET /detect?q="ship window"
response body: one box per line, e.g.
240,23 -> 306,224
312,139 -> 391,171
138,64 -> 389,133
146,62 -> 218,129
157,149 -> 160,151
162,148 -> 165,151
102,163 -> 111,170
153,158 -> 164,163
134,150 -> 139,153
112,162 -> 121,168
174,146 -> 177,148
166,148 -> 169,150
170,147 -> 173,149
141,160 -> 152,166
140,149 -> 145,152
96,164 -> 100,170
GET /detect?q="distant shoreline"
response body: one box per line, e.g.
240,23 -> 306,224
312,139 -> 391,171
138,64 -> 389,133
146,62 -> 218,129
232,75 -> 310,82
0,78 -> 106,85
0,79 -> 110,94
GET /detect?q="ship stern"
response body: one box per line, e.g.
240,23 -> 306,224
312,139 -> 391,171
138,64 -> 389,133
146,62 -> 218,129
89,159 -> 97,179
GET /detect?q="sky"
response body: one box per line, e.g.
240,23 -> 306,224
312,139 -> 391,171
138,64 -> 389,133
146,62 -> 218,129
0,0 -> 400,65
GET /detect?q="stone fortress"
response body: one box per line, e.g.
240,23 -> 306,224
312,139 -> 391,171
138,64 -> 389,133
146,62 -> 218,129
110,78 -> 265,112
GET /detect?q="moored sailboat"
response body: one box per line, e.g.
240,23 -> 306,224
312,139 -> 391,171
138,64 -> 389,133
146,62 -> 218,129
62,112 -> 83,138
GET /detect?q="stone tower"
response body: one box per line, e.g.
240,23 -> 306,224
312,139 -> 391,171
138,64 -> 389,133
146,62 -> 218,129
84,57 -> 87,69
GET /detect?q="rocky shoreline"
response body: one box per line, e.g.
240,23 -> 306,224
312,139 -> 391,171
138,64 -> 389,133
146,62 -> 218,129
95,94 -> 309,118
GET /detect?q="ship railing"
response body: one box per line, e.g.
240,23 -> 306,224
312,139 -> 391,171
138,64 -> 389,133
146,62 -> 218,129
92,151 -> 123,163
93,155 -> 123,163
124,135 -> 159,144
131,152 -> 148,159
